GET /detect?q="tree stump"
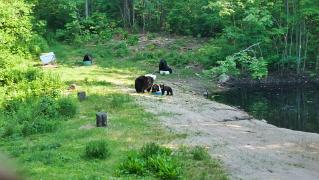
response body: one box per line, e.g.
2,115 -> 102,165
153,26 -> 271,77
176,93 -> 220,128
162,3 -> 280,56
96,112 -> 107,127
77,91 -> 86,101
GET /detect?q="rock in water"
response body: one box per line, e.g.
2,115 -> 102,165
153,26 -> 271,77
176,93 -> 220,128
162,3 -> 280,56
218,74 -> 230,84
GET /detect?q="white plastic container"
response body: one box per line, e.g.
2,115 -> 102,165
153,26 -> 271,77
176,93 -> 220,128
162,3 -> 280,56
160,71 -> 170,75
40,52 -> 56,64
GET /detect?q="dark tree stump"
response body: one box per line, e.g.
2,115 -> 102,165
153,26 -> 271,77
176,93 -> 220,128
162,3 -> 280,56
96,112 -> 107,127
77,91 -> 86,101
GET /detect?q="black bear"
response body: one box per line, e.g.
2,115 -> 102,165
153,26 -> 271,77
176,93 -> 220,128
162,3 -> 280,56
83,54 -> 93,62
135,75 -> 155,93
159,59 -> 173,74
160,84 -> 173,95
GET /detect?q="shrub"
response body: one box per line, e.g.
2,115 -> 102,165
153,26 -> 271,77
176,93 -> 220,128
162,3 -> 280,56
119,151 -> 146,175
127,35 -> 139,46
38,96 -> 59,118
140,142 -> 172,158
147,155 -> 181,180
85,140 -> 110,159
1,121 -> 22,138
112,42 -> 129,57
57,96 -> 78,118
191,146 -> 210,161
119,143 -> 181,179
21,119 -> 59,136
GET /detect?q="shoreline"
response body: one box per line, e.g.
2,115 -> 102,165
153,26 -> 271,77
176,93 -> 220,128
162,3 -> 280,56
134,75 -> 319,179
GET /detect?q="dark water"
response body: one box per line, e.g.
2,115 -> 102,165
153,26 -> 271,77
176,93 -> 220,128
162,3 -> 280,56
214,85 -> 319,133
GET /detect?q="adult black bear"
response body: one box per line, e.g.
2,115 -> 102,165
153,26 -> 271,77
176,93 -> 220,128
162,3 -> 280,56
159,59 -> 172,74
135,75 -> 155,93
83,54 -> 93,62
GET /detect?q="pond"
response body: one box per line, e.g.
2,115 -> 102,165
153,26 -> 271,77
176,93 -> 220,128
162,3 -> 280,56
214,84 -> 319,133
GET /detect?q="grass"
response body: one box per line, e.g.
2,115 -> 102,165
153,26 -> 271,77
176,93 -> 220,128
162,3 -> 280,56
0,42 -> 227,179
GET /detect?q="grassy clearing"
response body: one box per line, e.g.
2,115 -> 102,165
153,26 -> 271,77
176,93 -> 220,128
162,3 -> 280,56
0,42 -> 227,179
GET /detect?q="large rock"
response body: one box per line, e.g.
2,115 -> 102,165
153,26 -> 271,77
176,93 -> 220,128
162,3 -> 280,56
218,74 -> 230,84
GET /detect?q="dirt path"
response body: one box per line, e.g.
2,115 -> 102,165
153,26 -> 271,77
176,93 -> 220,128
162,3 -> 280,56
130,78 -> 319,180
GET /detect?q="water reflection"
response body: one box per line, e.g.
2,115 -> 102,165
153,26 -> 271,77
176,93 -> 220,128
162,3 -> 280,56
214,85 -> 319,133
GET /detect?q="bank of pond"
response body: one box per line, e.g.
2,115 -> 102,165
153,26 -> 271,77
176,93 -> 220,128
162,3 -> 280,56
214,84 -> 319,134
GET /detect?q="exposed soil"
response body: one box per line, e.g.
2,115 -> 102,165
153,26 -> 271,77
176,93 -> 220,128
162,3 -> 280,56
130,76 -> 319,180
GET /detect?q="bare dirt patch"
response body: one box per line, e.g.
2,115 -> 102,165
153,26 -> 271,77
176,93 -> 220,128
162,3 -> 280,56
130,77 -> 319,180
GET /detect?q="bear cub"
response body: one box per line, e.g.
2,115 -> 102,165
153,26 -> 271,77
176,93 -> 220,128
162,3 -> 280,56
160,84 -> 173,96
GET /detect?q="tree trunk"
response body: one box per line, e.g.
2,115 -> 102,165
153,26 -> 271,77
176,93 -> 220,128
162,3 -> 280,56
85,0 -> 89,19
297,23 -> 302,74
302,20 -> 308,72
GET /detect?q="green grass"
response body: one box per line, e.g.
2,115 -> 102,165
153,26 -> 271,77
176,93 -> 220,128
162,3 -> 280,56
0,42 -> 227,179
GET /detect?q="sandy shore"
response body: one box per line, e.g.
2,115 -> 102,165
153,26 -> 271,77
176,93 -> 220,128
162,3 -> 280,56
133,79 -> 319,180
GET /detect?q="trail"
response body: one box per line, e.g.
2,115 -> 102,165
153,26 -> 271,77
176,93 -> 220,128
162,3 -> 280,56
131,78 -> 319,180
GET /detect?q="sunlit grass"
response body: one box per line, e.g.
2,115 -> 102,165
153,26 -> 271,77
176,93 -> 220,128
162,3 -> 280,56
0,43 -> 227,179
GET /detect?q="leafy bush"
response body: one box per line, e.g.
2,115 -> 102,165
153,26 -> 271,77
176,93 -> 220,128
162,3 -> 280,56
112,42 -> 129,57
249,58 -> 268,80
21,119 -> 59,136
0,1 -> 34,55
210,56 -> 240,77
119,143 -> 181,179
127,35 -> 139,46
147,155 -> 181,180
85,140 -> 110,159
119,152 -> 146,175
0,68 -> 63,102
1,95 -> 78,137
0,50 -> 25,69
38,96 -> 59,118
209,51 -> 268,80
57,96 -> 78,118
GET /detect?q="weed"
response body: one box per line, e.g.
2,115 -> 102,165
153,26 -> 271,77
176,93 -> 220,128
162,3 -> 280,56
119,143 -> 181,179
191,146 -> 210,161
119,151 -> 146,176
57,96 -> 78,118
147,155 -> 181,180
140,142 -> 171,158
108,94 -> 132,109
85,140 -> 110,159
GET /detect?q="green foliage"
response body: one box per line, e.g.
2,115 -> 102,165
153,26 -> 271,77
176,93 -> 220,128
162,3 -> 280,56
0,0 -> 34,55
190,146 -> 210,161
210,51 -> 268,80
0,95 -> 78,137
119,143 -> 181,179
119,151 -> 146,176
112,42 -> 130,57
127,35 -> 139,46
147,155 -> 181,179
57,97 -> 78,118
0,68 -> 63,102
38,96 -> 60,118
85,140 -> 110,159
140,142 -> 172,158
108,94 -> 132,109
211,56 -> 240,77
249,58 -> 268,80
166,0 -> 223,37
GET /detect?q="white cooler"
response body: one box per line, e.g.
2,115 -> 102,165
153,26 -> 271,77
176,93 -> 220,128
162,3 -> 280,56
40,52 -> 56,64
